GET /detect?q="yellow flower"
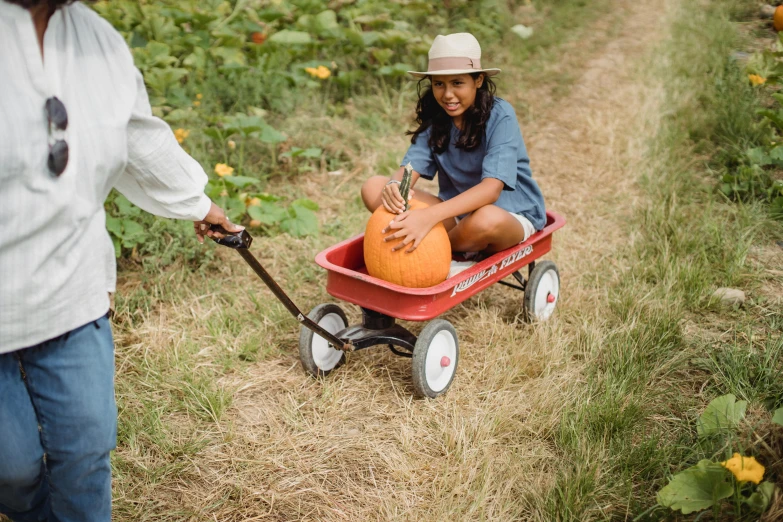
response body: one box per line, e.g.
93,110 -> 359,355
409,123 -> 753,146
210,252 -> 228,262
214,163 -> 234,177
219,189 -> 228,197
196,93 -> 203,100
227,140 -> 237,150
305,65 -> 331,80
174,128 -> 189,144
249,219 -> 261,227
721,453 -> 765,484
748,74 -> 767,86
247,197 -> 261,206
193,100 -> 201,107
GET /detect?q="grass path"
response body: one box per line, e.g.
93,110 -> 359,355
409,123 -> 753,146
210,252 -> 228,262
110,0 -> 677,519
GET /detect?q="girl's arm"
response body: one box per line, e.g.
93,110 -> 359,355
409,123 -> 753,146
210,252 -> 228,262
424,177 -> 503,224
384,177 -> 504,252
382,166 -> 422,214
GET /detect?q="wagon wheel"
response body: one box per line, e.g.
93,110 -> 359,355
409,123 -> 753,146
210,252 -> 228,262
299,303 -> 348,378
411,319 -> 459,399
523,260 -> 560,322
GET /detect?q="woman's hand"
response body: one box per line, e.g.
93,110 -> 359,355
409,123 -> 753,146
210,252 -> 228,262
380,181 -> 415,215
193,201 -> 244,243
382,207 -> 436,253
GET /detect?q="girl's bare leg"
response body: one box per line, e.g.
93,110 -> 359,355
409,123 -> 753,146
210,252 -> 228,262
448,205 -> 526,254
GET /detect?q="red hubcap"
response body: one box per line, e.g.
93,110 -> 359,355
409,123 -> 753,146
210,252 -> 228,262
547,293 -> 556,303
440,356 -> 451,368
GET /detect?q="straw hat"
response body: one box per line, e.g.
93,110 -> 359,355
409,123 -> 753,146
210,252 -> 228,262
408,33 -> 501,78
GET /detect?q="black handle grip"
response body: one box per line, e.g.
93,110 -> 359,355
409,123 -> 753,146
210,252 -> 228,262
209,224 -> 253,249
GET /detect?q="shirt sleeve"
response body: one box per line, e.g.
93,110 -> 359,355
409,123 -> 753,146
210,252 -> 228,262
400,128 -> 437,180
113,68 -> 212,221
481,113 -> 519,191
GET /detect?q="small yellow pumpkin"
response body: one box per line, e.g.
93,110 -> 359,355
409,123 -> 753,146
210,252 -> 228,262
363,166 -> 451,288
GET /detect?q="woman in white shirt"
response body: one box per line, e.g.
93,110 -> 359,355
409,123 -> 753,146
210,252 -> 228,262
0,1 -> 242,519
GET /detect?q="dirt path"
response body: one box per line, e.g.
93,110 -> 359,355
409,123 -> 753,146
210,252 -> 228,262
112,0 -> 672,519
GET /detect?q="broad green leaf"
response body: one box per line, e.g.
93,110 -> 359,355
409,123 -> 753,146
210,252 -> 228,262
697,394 -> 747,437
770,145 -> 783,164
280,204 -> 318,237
269,30 -> 312,45
292,198 -> 319,211
247,201 -> 286,225
223,114 -> 264,136
210,46 -> 246,67
111,236 -> 121,258
312,10 -> 340,37
114,195 -> 140,217
121,220 -> 145,246
183,47 -> 207,70
204,128 -> 228,141
772,407 -> 783,426
105,216 -> 123,238
257,126 -> 287,144
361,31 -> 380,47
225,196 -> 246,222
657,460 -> 733,514
745,482 -> 776,512
299,147 -> 322,158
224,176 -> 259,188
747,147 -> 772,166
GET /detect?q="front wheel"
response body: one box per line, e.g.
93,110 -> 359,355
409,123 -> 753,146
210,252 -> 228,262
299,303 -> 348,378
523,260 -> 560,322
411,319 -> 459,399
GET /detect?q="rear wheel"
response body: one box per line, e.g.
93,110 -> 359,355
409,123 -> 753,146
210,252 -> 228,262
299,303 -> 348,377
523,260 -> 560,322
411,319 -> 459,399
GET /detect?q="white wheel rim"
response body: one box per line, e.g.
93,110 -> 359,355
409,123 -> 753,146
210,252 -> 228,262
312,313 -> 345,371
424,329 -> 457,392
533,269 -> 559,321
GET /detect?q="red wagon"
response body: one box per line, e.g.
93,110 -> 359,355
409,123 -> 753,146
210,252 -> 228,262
212,210 -> 565,398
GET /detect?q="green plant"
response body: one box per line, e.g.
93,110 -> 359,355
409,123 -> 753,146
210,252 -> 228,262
648,395 -> 779,519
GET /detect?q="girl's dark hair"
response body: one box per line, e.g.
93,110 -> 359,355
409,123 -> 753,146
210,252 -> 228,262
4,0 -> 76,8
406,72 -> 496,154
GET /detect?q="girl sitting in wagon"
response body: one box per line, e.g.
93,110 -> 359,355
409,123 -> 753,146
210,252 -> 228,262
361,32 -> 546,275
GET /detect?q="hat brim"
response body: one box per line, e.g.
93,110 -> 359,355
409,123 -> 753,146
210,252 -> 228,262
407,68 -> 501,79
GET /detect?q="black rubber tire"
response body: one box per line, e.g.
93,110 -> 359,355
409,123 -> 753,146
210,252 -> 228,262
411,319 -> 459,399
523,260 -> 560,323
299,303 -> 348,378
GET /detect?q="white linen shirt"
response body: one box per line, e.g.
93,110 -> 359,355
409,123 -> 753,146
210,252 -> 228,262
0,2 -> 212,353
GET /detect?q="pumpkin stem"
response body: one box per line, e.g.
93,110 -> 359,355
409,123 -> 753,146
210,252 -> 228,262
400,163 -> 413,211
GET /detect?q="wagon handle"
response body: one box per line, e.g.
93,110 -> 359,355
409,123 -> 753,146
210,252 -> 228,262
208,225 -> 353,352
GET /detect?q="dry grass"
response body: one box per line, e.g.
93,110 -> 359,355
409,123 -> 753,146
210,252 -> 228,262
107,0 -> 681,520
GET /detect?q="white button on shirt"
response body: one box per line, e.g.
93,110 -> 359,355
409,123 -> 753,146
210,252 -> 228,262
0,2 -> 212,353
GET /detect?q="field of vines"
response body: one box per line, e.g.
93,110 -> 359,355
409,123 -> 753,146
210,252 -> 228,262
98,0 -> 538,262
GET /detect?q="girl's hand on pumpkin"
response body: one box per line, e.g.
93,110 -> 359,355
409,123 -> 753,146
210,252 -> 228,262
382,208 -> 435,253
381,183 -> 415,214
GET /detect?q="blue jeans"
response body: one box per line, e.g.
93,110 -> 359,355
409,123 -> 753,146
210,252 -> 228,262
0,315 -> 116,522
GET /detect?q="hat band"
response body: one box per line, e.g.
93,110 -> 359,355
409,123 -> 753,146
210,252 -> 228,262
427,56 -> 483,73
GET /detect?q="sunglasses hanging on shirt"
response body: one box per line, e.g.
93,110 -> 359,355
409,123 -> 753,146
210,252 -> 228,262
45,96 -> 69,177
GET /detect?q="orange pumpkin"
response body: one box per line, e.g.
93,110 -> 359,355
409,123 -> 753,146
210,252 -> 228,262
364,199 -> 451,288
364,165 -> 451,287
775,6 -> 783,32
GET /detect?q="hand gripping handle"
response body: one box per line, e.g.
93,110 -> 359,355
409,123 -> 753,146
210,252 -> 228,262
209,224 -> 253,249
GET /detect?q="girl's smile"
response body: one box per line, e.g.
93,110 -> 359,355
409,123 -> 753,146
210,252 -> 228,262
431,73 -> 485,128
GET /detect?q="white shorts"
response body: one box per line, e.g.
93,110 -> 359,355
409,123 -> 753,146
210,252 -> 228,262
511,212 -> 537,242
